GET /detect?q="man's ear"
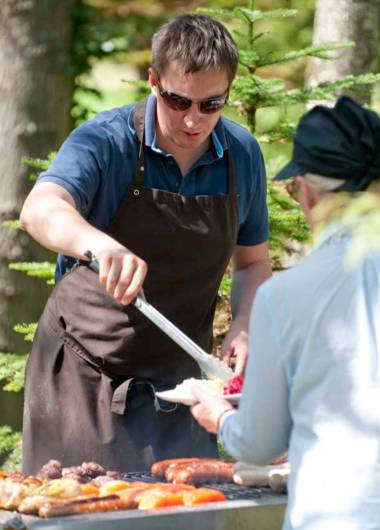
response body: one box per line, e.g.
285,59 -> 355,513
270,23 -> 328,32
296,176 -> 318,211
148,68 -> 157,95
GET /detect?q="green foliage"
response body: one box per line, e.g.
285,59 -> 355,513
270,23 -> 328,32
9,262 -> 55,285
0,354 -> 27,392
13,323 -> 38,343
22,153 -> 57,181
0,426 -> 22,472
219,274 -> 232,297
70,2 -> 166,124
199,1 -> 380,265
2,220 -> 22,230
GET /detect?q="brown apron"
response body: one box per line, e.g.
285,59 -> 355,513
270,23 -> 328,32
22,99 -> 239,474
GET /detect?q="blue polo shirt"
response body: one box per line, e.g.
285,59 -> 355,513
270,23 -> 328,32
37,95 -> 269,280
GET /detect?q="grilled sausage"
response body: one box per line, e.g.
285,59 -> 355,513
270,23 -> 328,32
18,495 -> 65,515
151,458 -> 202,478
39,494 -> 134,517
169,462 -> 234,485
164,459 -> 227,482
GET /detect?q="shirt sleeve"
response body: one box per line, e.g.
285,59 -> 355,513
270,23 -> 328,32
219,285 -> 291,464
236,145 -> 269,246
36,121 -> 108,215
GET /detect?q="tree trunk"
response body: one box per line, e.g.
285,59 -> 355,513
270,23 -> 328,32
0,0 -> 75,353
306,0 -> 380,103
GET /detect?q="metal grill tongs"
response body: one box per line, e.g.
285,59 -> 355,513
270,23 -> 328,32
84,251 -> 234,381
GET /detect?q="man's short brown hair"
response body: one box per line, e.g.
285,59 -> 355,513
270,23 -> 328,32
152,14 -> 239,85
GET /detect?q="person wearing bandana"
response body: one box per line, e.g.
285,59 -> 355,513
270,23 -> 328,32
191,97 -> 380,530
19,15 -> 271,474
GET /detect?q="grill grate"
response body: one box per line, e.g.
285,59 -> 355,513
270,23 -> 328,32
121,471 -> 263,501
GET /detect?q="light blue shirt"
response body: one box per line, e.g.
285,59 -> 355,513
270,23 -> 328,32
220,220 -> 380,530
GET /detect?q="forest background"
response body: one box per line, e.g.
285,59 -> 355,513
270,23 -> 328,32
0,0 -> 380,468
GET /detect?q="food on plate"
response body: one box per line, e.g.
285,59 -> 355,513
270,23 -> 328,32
172,378 -> 225,399
165,374 -> 244,401
223,375 -> 244,395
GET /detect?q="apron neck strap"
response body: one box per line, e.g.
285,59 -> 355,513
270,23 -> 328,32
226,148 -> 236,195
133,98 -> 148,185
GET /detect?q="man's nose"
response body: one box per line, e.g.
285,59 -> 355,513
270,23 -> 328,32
184,102 -> 202,126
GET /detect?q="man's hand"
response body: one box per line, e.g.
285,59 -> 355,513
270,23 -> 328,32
221,325 -> 248,377
190,385 -> 234,434
97,248 -> 147,305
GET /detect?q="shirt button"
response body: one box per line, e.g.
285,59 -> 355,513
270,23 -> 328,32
133,189 -> 140,196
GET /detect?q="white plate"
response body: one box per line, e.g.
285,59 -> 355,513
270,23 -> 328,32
155,389 -> 241,407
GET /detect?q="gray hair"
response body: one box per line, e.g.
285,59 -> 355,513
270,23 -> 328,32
151,15 -> 239,85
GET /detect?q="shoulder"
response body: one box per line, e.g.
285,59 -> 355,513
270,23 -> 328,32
71,103 -> 137,143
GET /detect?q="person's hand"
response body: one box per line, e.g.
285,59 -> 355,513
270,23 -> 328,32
97,248 -> 147,305
220,325 -> 248,377
190,385 -> 234,434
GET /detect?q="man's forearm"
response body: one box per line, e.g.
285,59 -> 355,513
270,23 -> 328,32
230,260 -> 272,330
20,196 -> 123,259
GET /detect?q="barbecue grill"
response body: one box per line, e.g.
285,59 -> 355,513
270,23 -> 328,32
0,471 -> 287,530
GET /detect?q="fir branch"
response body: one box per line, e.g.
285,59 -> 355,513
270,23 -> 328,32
122,79 -> 150,97
13,323 -> 37,343
22,157 -> 51,171
22,152 -> 56,181
233,73 -> 380,108
240,42 -> 354,70
257,123 -> 297,143
219,274 -> 232,297
2,220 -> 22,230
9,262 -> 56,282
196,6 -> 298,23
236,7 -> 298,24
0,353 -> 27,392
0,426 -> 22,472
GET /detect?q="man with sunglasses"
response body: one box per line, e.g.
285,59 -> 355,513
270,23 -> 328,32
19,14 -> 271,473
191,96 -> 380,529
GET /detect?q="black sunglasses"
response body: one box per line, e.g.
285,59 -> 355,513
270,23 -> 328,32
156,79 -> 228,114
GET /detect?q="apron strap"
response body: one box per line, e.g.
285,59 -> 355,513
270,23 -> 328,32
226,148 -> 237,195
133,98 -> 148,186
